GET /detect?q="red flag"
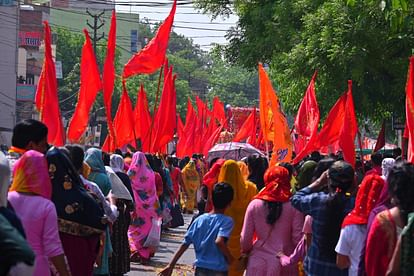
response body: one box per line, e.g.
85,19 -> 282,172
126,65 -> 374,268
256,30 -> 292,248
151,68 -> 176,152
178,99 -> 197,157
212,96 -> 227,126
405,57 -> 414,162
292,72 -> 320,163
35,22 -> 65,146
113,80 -> 135,149
122,0 -> 177,78
202,124 -> 224,157
317,92 -> 348,149
67,29 -> 102,143
339,80 -> 358,166
133,84 -> 152,152
103,10 -> 117,147
294,71 -> 319,137
373,121 -> 386,153
233,111 -> 255,142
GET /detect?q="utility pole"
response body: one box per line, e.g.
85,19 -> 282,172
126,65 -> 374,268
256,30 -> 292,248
86,9 -> 105,54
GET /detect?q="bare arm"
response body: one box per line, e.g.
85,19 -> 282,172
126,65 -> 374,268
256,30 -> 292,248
216,236 -> 234,264
336,253 -> 350,270
159,243 -> 189,276
50,254 -> 71,276
386,236 -> 401,276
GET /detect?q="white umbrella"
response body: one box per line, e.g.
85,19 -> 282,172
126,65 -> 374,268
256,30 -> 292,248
207,142 -> 266,162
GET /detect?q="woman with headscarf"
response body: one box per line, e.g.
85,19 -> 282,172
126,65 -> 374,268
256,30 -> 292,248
8,150 -> 70,276
296,161 -> 317,192
127,152 -> 159,264
241,166 -> 303,275
335,174 -> 385,276
218,160 -> 257,276
109,154 -> 134,276
181,160 -> 201,214
238,161 -> 249,180
84,148 -> 112,196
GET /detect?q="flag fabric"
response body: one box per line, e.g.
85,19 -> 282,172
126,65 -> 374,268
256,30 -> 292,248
202,124 -> 224,157
177,99 -> 197,157
103,10 -> 117,147
233,111 -> 255,142
373,121 -> 386,153
317,92 -> 348,149
35,21 -> 65,146
67,29 -> 102,143
151,67 -> 177,152
292,72 -> 320,163
212,96 -> 226,126
338,80 -> 358,167
258,63 -> 292,164
259,63 -> 279,142
113,80 -> 136,149
134,84 -> 152,152
405,57 -> 414,162
294,71 -> 319,137
122,0 -> 177,78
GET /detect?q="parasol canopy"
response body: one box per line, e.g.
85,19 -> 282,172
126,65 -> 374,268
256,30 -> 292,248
207,142 -> 266,162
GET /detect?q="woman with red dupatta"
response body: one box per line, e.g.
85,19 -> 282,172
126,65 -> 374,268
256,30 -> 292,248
240,166 -> 303,276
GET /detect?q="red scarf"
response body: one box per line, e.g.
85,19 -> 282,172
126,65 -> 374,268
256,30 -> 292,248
342,174 -> 385,228
254,166 -> 291,202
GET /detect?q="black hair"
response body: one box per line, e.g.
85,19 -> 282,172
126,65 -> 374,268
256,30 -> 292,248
124,152 -> 132,158
166,156 -> 174,166
312,158 -> 335,181
209,157 -> 220,169
371,152 -> 383,166
12,119 -> 48,148
265,201 -> 283,225
102,152 -> 110,166
247,155 -> 267,191
65,144 -> 84,172
278,162 -> 294,178
114,149 -> 123,156
179,156 -> 190,170
393,147 -> 402,158
212,182 -> 234,209
310,151 -> 322,162
388,161 -> 414,225
319,161 -> 354,261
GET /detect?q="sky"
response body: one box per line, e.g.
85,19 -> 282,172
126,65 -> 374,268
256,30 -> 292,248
115,0 -> 238,51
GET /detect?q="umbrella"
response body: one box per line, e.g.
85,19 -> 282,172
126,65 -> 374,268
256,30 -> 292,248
207,142 -> 266,162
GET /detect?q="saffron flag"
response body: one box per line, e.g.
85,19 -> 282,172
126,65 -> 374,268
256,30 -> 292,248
373,121 -> 386,153
114,80 -> 136,149
258,63 -> 279,142
103,10 -> 117,147
67,29 -> 102,142
405,57 -> 414,163
178,99 -> 197,157
123,0 -> 177,78
292,72 -> 320,163
35,21 -> 65,146
257,63 -> 293,164
338,80 -> 358,167
151,67 -> 176,152
202,124 -> 224,157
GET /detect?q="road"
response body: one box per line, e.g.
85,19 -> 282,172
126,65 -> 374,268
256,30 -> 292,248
127,214 -> 196,275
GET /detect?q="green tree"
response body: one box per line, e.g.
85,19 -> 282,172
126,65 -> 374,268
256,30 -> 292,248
194,0 -> 414,124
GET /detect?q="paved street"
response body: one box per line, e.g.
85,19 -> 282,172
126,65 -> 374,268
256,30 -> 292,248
128,214 -> 196,275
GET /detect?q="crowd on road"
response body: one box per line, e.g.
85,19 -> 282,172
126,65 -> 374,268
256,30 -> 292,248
1,119 -> 414,276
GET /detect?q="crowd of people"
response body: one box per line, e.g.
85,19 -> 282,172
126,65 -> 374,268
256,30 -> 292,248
1,119 -> 414,276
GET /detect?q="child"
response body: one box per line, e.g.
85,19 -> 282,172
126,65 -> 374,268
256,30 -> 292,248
159,182 -> 235,276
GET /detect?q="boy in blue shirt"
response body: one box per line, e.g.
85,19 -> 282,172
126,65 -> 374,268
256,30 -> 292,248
160,182 -> 234,276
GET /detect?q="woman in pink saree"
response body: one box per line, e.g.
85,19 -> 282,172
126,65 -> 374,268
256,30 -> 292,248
127,152 -> 159,263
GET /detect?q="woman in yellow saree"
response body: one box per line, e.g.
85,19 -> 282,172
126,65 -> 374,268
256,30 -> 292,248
181,160 -> 200,213
218,160 -> 257,276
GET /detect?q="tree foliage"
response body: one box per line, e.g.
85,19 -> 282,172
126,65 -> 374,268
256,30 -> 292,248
194,0 -> 414,124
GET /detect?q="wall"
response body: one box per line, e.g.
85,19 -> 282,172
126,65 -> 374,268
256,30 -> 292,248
0,0 -> 18,145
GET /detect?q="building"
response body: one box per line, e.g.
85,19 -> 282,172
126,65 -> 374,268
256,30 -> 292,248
0,0 -> 19,145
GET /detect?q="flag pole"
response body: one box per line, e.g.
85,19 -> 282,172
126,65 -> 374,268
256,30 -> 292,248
357,130 -> 365,174
148,65 -> 164,153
